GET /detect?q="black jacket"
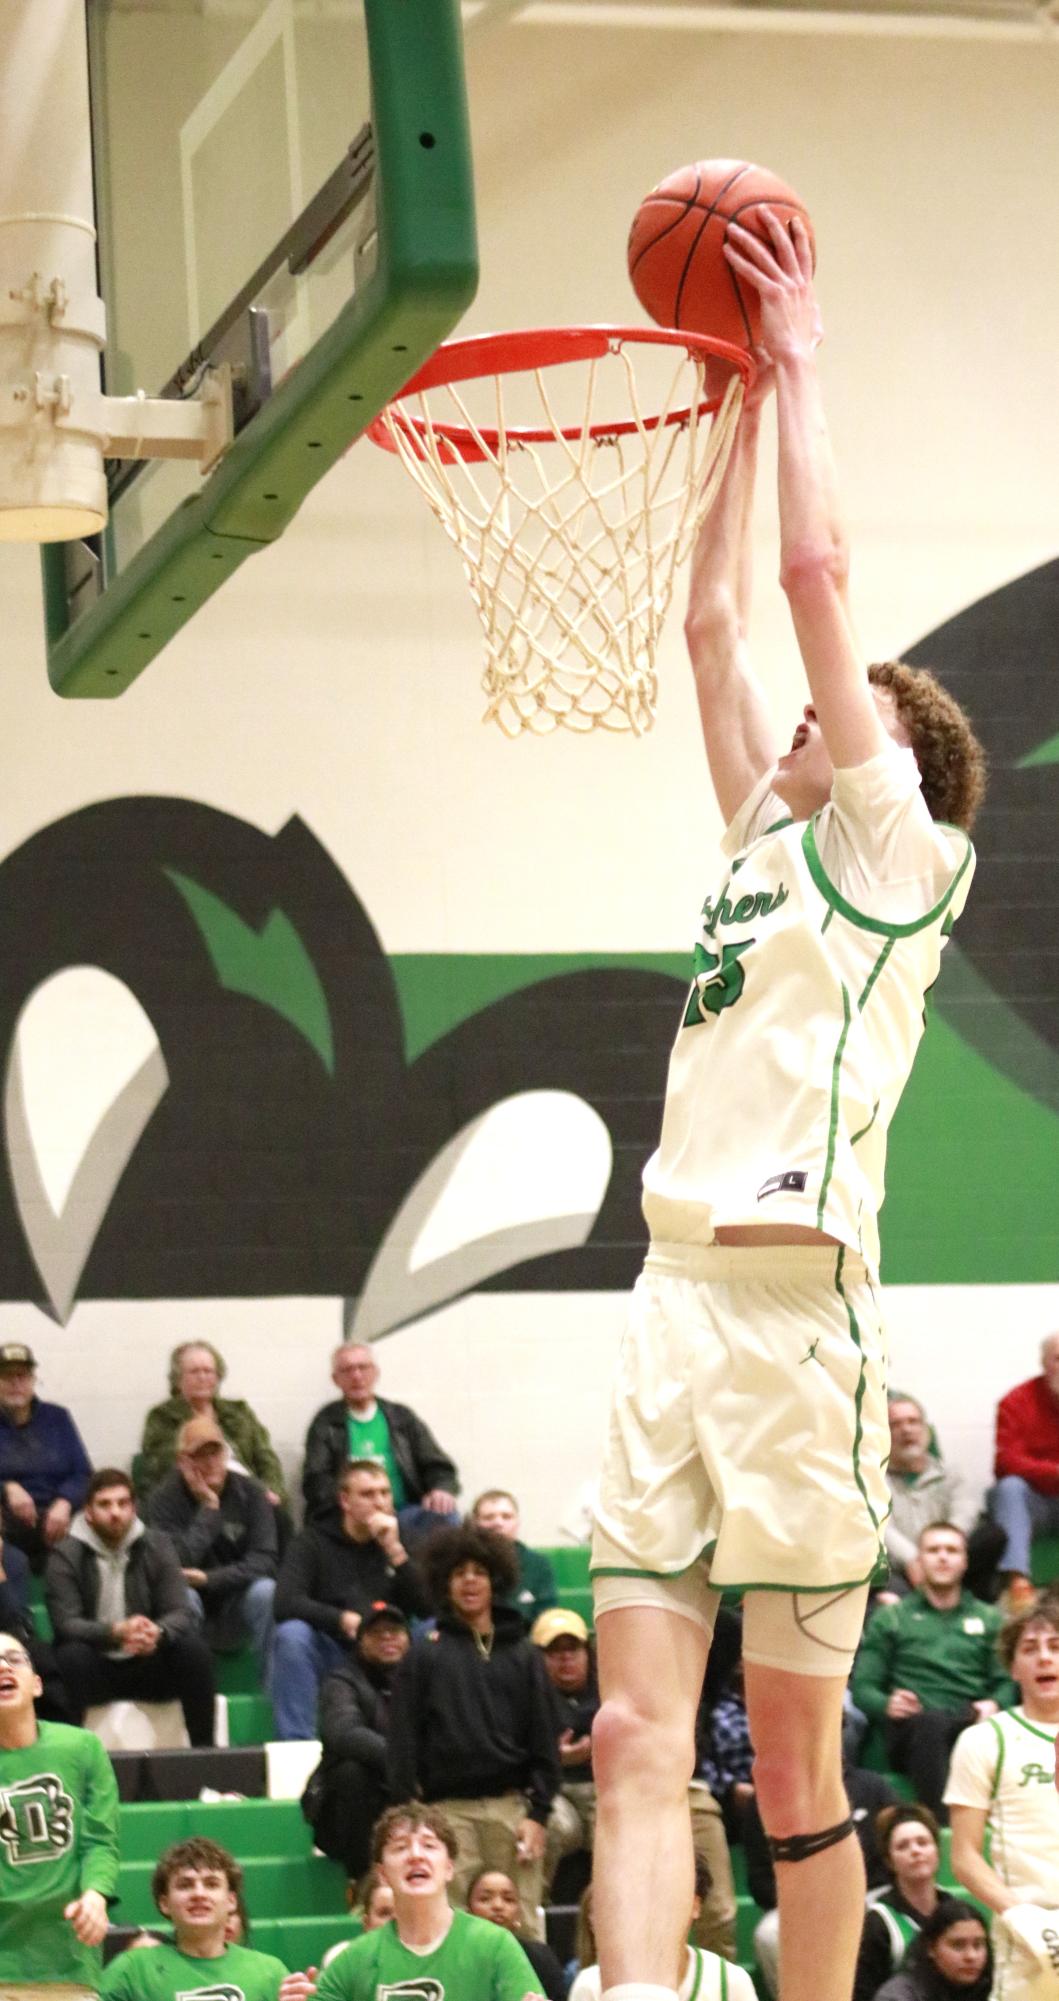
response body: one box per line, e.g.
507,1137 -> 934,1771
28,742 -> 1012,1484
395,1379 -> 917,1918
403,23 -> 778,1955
45,1528 -> 195,1647
147,1469 -> 277,1599
387,1605 -> 561,1824
319,1651 -> 399,1771
302,1397 -> 459,1522
275,1522 -> 429,1638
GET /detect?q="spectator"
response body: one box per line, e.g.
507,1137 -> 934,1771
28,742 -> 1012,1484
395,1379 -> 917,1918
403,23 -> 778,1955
45,1466 -> 216,1746
139,1340 -> 288,1508
386,1525 -> 560,1934
990,1333 -> 1059,1608
127,1876 -> 250,1953
0,1525 -> 70,1723
467,1867 -> 568,2000
273,1461 -> 428,1739
696,1660 -> 755,1834
302,1343 -> 459,1541
319,1868 -> 395,1971
852,1807 -> 944,2001
301,1600 -> 412,1872
147,1414 -> 276,1676
747,1764 -> 904,1998
0,1342 -> 91,1569
472,1490 -> 557,1630
850,1522 -> 1011,1815
100,1837 -> 288,1997
0,1625 -> 119,1990
874,1900 -> 992,2001
945,1598 -> 1059,2001
532,1607 -> 736,1960
568,1855 -> 756,2001
277,1802 -> 545,2000
883,1398 -> 1001,1604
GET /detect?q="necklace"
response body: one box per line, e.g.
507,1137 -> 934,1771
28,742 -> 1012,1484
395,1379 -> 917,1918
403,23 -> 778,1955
473,1626 -> 495,1661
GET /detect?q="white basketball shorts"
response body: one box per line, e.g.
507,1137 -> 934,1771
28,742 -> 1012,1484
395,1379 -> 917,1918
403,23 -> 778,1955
592,1240 -> 889,1607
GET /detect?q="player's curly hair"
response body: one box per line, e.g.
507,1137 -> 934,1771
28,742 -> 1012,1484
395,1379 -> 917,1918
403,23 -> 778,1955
867,661 -> 986,832
421,1522 -> 520,1611
151,1836 -> 242,1908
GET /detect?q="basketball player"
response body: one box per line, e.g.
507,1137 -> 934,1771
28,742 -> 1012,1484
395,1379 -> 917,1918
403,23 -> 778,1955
589,210 -> 986,2001
946,1601 -> 1059,2001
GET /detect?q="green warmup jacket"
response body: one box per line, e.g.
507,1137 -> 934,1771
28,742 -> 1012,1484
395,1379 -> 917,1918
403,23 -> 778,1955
139,1394 -> 287,1503
851,1589 -> 1013,1723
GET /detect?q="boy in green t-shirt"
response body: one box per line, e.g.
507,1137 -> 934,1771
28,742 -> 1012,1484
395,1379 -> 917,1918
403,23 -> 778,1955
0,1627 -> 119,1996
100,1838 -> 288,2001
277,1803 -> 544,2001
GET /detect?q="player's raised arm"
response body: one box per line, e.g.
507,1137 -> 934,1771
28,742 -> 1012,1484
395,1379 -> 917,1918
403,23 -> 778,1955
724,211 -> 888,773
684,371 -> 780,826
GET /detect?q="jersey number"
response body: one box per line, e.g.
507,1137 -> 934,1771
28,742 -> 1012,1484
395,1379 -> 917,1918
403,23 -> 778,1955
683,937 -> 755,1026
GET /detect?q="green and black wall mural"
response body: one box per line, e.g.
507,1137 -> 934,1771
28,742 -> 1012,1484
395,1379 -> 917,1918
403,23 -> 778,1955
1,562 -> 1055,1329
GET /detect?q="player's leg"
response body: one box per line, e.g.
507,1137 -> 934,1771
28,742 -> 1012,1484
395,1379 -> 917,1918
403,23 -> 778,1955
743,1588 -> 869,2001
592,1599 -> 712,1994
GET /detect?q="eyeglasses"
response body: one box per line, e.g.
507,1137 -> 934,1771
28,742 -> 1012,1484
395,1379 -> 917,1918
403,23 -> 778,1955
0,1648 -> 31,1669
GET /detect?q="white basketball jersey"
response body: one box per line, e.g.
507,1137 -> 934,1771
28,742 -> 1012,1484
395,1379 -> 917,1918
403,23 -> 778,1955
569,1946 -> 757,2001
642,747 -> 974,1272
944,1708 -> 1059,1906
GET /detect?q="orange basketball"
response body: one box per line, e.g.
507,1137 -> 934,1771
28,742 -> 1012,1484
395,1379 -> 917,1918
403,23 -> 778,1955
627,159 -> 815,349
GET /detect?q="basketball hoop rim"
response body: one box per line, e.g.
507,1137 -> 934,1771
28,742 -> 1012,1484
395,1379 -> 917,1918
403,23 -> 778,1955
366,323 -> 754,461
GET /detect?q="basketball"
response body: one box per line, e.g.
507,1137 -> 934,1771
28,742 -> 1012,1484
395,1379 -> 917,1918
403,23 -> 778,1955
627,159 -> 815,349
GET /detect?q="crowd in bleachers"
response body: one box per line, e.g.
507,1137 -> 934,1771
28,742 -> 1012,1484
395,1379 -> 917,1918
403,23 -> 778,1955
2,1330 -> 1058,1997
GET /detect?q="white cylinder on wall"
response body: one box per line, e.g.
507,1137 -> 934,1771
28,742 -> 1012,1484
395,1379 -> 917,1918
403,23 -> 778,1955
0,0 -> 107,540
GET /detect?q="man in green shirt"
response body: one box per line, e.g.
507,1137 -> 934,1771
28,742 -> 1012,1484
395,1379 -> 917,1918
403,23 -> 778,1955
100,1838 -> 288,2000
277,1803 -> 544,2001
0,1626 -> 119,1996
851,1522 -> 1013,1815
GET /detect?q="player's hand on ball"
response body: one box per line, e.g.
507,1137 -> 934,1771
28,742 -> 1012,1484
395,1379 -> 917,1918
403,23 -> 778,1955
65,1889 -> 109,1945
723,211 -> 821,365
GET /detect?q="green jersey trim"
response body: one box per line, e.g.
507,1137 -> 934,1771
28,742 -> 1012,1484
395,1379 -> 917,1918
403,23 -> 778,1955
1008,1708 -> 1059,1747
987,1715 -> 1006,1801
800,819 -> 974,939
858,939 -> 894,1012
816,984 -> 852,1228
836,1244 -> 883,1538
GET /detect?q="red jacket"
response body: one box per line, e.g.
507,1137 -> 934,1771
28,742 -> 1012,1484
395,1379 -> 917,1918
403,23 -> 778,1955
995,1376 -> 1059,1495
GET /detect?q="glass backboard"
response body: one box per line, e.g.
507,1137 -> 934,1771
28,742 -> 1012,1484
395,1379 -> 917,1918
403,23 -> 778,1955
42,0 -> 477,697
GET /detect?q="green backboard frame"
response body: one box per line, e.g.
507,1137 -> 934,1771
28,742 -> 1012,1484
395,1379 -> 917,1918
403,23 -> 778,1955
41,0 -> 477,699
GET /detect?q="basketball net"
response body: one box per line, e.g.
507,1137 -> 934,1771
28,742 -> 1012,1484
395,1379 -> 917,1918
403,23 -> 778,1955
375,331 -> 747,737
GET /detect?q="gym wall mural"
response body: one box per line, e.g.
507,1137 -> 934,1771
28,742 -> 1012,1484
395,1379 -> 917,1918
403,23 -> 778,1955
0,560 -> 1055,1327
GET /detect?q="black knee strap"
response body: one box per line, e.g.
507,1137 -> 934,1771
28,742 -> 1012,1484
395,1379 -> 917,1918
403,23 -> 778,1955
768,1815 -> 855,1864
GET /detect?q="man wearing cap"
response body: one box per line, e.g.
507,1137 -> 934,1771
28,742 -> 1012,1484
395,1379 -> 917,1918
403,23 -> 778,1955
533,1608 -> 738,1959
301,1601 -> 412,1876
272,1460 -> 429,1739
0,1342 -> 92,1570
146,1414 -> 276,1676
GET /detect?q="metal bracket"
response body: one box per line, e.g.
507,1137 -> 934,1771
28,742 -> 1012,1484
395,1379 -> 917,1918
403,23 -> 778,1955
0,272 -> 107,345
0,364 -> 234,471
